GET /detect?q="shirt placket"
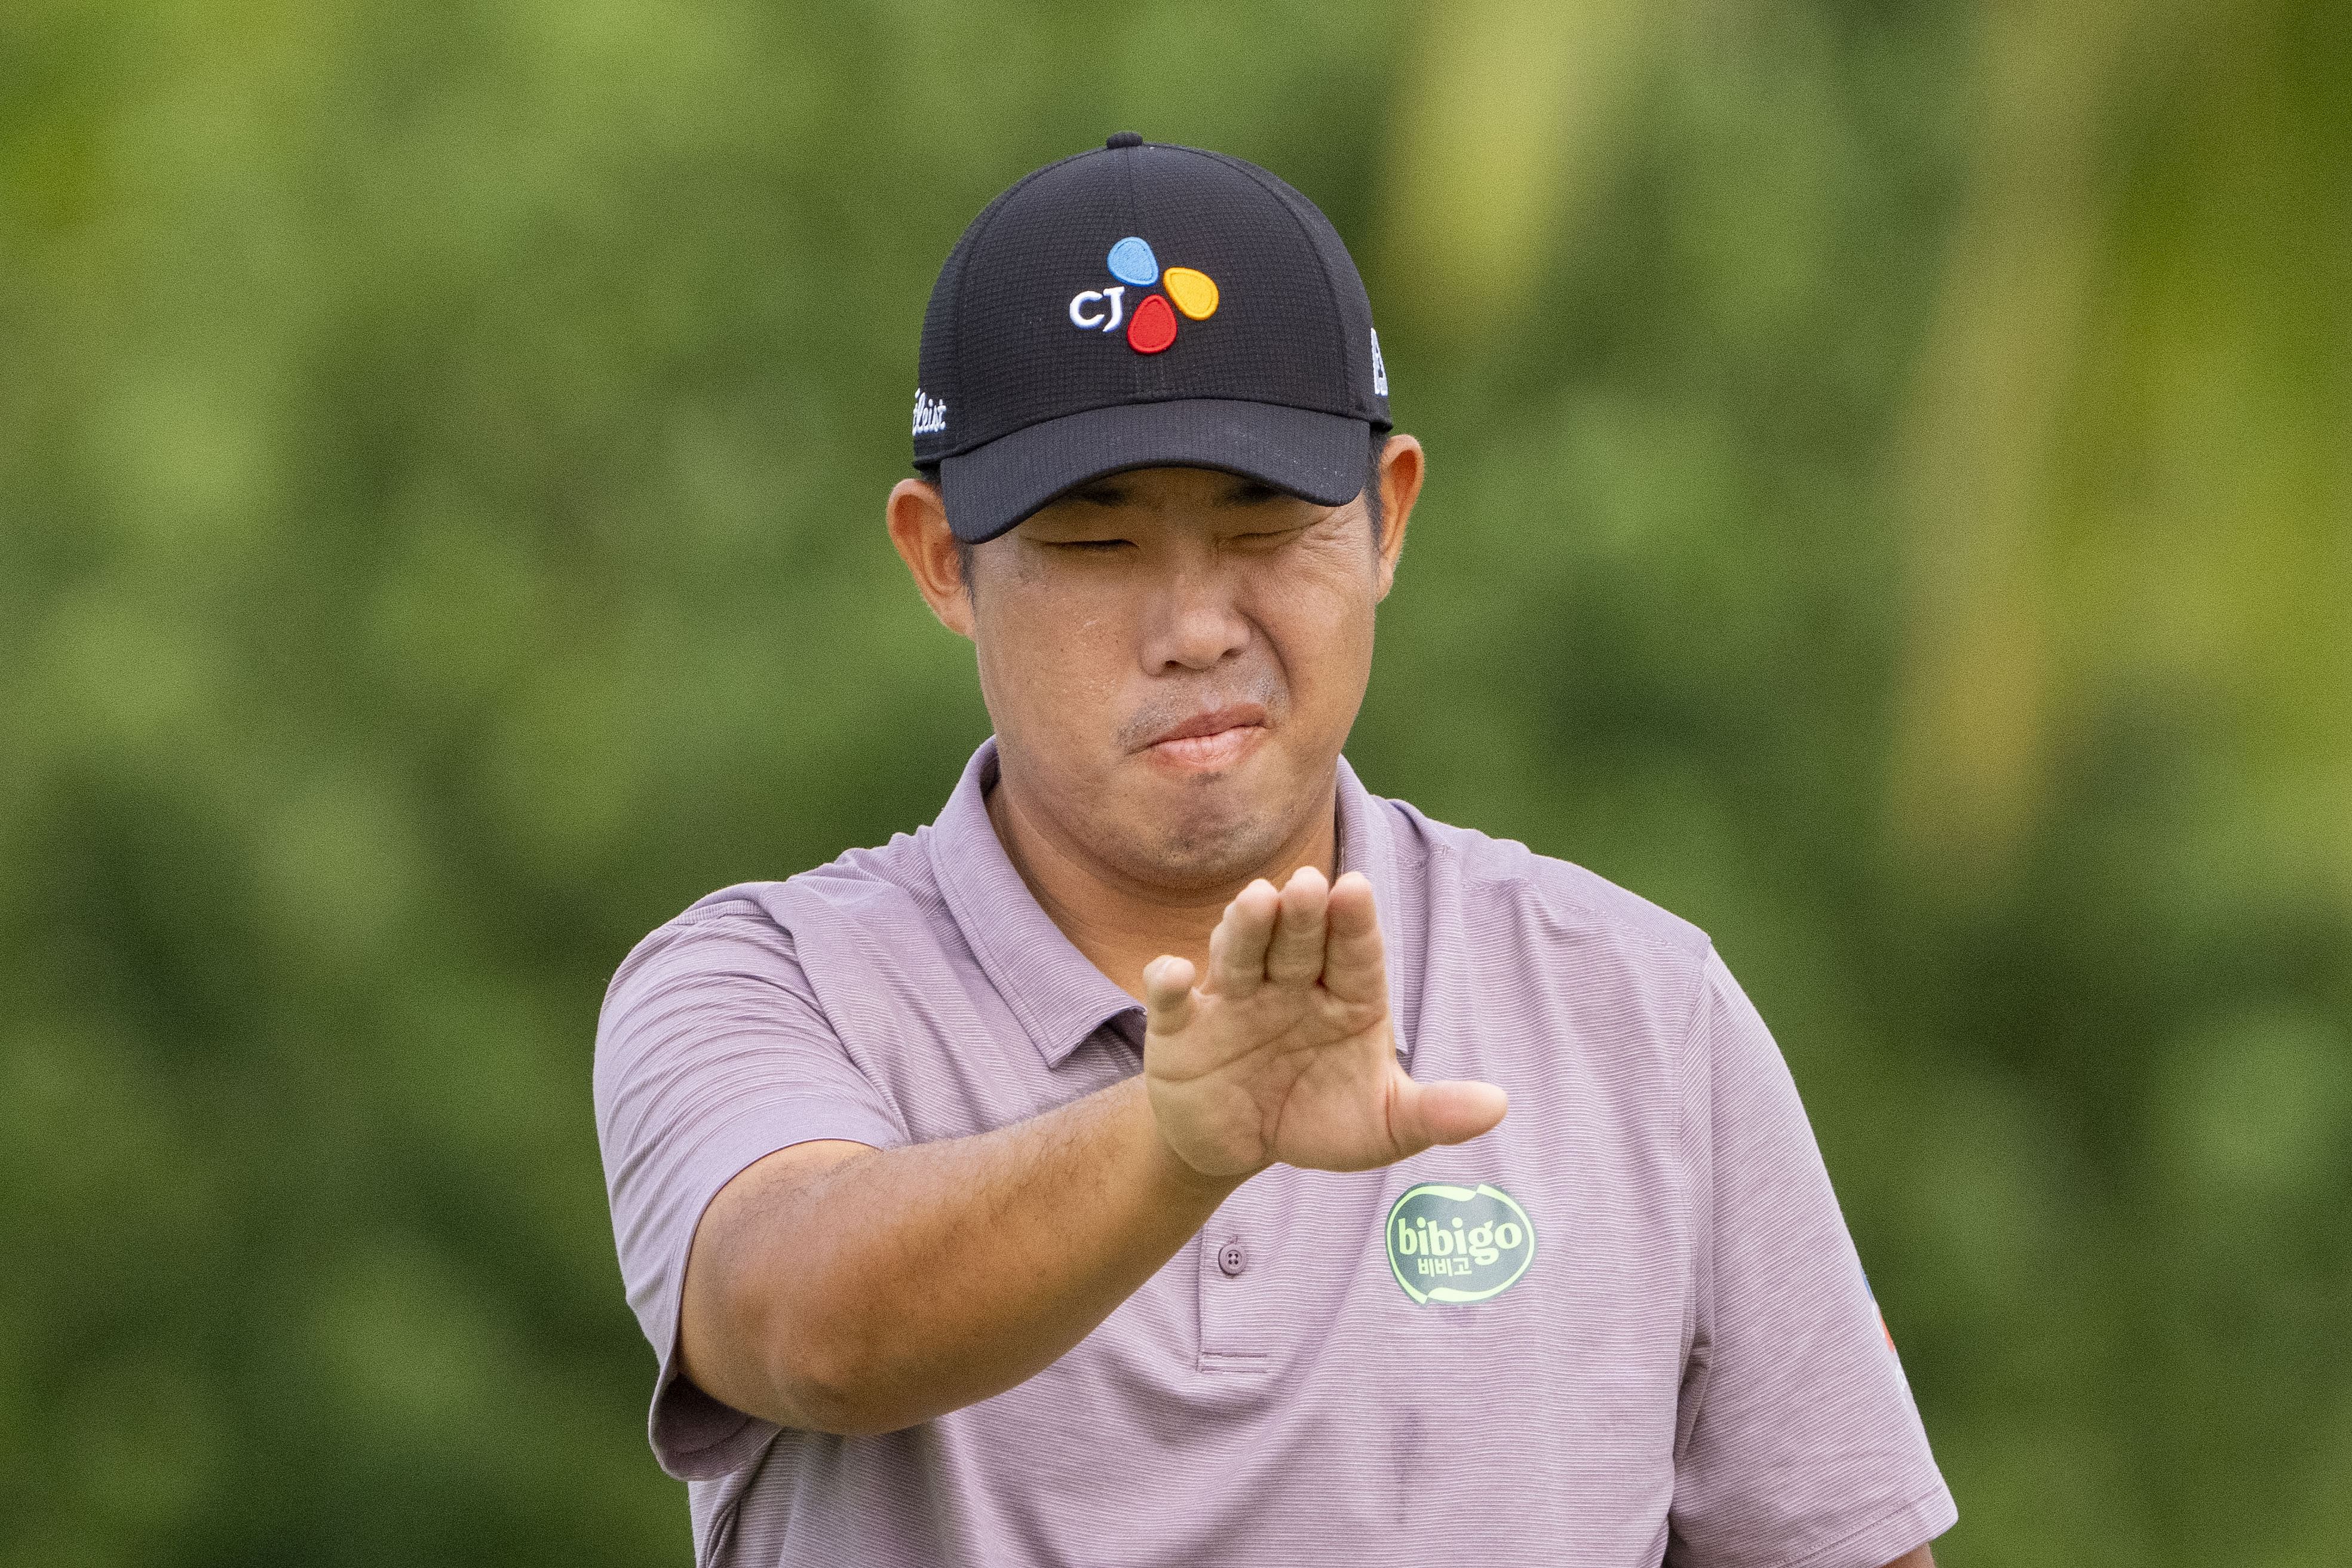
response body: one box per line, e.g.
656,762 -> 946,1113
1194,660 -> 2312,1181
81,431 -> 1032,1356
1194,837 -> 1351,1373
1197,1180 -> 1277,1374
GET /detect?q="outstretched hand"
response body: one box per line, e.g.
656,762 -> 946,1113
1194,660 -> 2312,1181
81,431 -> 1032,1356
1142,866 -> 1508,1179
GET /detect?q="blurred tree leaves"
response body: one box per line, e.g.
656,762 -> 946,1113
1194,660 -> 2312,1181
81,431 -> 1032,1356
2,2 -> 2346,1564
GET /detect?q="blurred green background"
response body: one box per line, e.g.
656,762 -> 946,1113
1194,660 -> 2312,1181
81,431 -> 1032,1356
3,1 -> 2347,1562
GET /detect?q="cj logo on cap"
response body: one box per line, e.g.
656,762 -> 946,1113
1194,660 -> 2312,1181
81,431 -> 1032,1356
1385,1182 -> 1535,1305
1067,236 -> 1219,355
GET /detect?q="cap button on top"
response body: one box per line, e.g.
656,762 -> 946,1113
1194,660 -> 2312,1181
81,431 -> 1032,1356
1105,131 -> 1143,149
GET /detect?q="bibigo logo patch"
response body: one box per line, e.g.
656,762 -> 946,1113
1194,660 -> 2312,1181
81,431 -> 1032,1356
1385,1182 -> 1535,1306
1067,236 -> 1219,355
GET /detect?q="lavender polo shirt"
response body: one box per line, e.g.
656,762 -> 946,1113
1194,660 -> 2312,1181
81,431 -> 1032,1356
594,738 -> 1957,1567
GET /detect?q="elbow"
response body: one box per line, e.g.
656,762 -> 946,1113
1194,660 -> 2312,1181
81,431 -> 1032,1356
769,1354 -> 873,1436
771,1361 -> 925,1438
759,1315 -> 927,1437
782,1384 -> 920,1438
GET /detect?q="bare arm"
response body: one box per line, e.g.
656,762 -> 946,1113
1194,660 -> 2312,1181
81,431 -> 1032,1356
1882,1548 -> 1935,1567
679,1076 -> 1232,1435
677,866 -> 1507,1436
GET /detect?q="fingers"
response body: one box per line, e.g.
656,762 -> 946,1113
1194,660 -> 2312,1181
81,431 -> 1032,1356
1206,879 -> 1277,998
1210,868 -> 1341,995
1321,871 -> 1388,1007
1143,955 -> 1197,1035
1207,867 -> 1376,997
1263,866 -> 1329,984
1388,1077 -> 1508,1157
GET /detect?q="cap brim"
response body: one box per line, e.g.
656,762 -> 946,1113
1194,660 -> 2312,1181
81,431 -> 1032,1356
939,398 -> 1371,544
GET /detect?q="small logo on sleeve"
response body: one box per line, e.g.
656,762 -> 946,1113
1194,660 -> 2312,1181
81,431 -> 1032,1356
1862,1268 -> 1902,1357
1068,236 -> 1219,355
1385,1182 -> 1535,1305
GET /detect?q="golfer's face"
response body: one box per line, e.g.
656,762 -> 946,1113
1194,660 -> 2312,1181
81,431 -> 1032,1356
971,465 -> 1382,888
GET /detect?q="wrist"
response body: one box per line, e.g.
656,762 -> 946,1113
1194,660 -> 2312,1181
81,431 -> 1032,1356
1117,1076 -> 1252,1204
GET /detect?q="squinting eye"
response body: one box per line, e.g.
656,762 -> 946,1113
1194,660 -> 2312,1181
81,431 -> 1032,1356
1055,539 -> 1131,551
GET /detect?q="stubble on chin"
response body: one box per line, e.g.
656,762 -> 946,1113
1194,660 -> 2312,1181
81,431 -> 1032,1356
1092,766 -> 1304,894
1124,818 -> 1278,891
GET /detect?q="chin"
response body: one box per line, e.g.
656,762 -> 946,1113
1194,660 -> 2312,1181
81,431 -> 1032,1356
1123,838 -> 1277,893
1121,792 -> 1295,889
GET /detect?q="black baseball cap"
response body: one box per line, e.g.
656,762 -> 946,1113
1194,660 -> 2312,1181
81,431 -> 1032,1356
912,133 -> 1393,544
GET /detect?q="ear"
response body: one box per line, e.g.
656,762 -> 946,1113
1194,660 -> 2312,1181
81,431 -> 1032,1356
887,478 -> 977,639
1372,434 -> 1423,602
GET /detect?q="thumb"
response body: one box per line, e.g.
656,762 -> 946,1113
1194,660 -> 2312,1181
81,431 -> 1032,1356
1387,1076 -> 1508,1157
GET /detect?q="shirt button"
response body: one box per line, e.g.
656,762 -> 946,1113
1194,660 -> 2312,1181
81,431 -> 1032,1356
1218,1241 -> 1247,1277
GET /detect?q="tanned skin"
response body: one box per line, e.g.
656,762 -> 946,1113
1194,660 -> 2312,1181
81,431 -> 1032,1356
666,437 -> 1936,1568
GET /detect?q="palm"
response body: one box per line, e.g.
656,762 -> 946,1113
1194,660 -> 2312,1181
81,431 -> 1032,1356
1142,868 -> 1505,1178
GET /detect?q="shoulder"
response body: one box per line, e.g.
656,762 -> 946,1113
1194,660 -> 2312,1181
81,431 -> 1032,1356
1372,791 -> 1722,1060
1385,793 -> 1712,964
600,828 -> 948,1012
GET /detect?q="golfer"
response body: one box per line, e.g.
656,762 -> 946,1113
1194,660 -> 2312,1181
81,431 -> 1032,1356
595,134 -> 1957,1566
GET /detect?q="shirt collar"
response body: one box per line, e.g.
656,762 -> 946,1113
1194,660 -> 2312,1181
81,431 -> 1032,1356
925,737 -> 1412,1069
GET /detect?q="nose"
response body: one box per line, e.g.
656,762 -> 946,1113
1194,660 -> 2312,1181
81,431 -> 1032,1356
1138,554 -> 1250,674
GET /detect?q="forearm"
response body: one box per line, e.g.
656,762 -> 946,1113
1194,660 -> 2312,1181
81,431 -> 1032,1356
709,1075 -> 1240,1434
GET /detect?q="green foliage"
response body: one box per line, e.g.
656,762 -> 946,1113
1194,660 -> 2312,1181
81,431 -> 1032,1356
2,2 -> 2345,1562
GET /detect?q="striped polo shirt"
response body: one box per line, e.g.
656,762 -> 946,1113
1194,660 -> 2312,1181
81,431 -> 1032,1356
594,738 -> 1957,1566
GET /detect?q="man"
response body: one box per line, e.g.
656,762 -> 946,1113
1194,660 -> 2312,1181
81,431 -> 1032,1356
595,134 -> 1957,1566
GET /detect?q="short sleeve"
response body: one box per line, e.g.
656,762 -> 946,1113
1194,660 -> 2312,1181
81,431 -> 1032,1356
592,904 -> 907,1480
1667,949 -> 1957,1568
